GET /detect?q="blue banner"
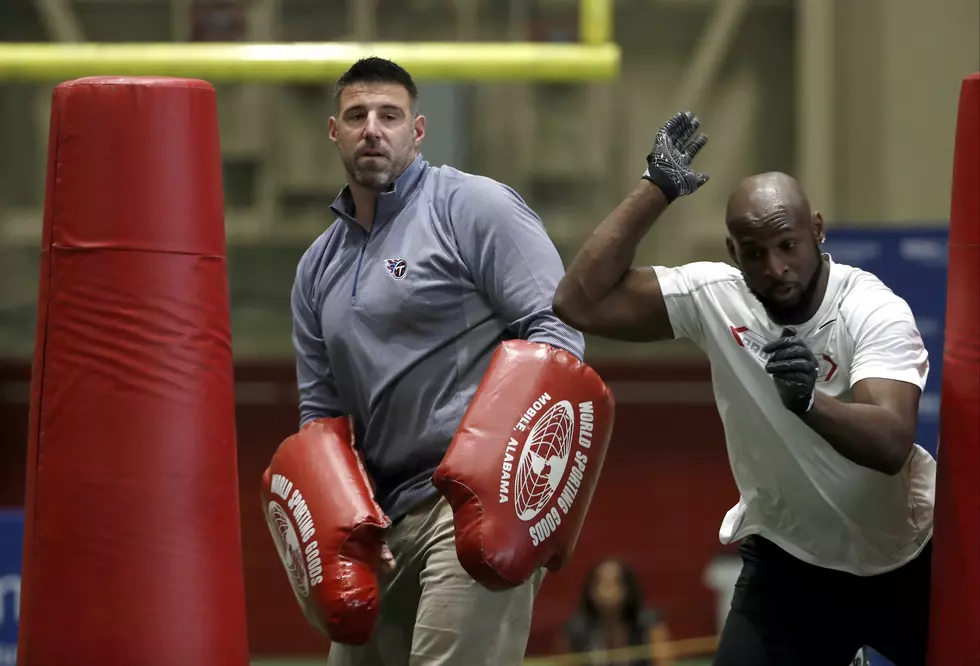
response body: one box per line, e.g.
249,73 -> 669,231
822,226 -> 947,666
0,510 -> 22,665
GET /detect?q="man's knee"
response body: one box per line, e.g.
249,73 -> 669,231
414,516 -> 542,665
325,643 -> 376,666
411,572 -> 540,666
714,609 -> 771,666
406,497 -> 546,664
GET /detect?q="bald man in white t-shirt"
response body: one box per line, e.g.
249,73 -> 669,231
553,112 -> 934,665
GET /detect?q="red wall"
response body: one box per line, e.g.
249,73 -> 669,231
0,360 -> 739,657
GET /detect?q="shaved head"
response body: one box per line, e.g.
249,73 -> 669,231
726,172 -> 811,232
724,172 -> 828,325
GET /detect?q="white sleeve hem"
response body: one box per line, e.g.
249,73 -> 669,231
653,265 -> 684,296
849,367 -> 927,391
652,266 -> 685,340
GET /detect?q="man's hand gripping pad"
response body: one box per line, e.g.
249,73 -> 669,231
260,417 -> 391,644
432,340 -> 615,590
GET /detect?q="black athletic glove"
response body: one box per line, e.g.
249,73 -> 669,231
641,111 -> 710,203
763,328 -> 818,415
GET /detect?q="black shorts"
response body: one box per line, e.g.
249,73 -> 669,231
713,535 -> 932,666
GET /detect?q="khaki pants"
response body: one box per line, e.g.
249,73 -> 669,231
326,494 -> 545,666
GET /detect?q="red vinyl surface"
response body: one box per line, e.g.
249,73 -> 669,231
17,76 -> 250,665
927,72 -> 980,666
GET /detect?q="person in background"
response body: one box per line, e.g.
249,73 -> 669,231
558,558 -> 676,666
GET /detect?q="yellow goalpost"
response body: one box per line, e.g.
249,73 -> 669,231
0,0 -> 618,83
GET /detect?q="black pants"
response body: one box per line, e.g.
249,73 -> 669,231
713,535 -> 932,666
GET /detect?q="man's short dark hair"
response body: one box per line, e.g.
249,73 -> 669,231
333,57 -> 419,112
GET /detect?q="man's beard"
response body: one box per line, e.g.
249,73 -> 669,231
748,246 -> 826,323
342,149 -> 413,192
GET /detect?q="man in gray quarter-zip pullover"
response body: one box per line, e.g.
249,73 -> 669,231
287,57 -> 585,665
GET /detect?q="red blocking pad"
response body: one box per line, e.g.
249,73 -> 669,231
927,72 -> 980,666
18,77 -> 249,665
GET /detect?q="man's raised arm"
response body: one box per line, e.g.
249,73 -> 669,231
553,111 -> 710,342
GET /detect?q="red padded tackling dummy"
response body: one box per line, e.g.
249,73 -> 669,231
260,417 -> 391,645
927,72 -> 980,666
17,77 -> 249,665
433,340 -> 615,590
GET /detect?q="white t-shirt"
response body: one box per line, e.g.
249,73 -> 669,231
654,256 -> 935,576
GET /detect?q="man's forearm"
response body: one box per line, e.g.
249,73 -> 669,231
558,180 -> 669,306
802,392 -> 914,475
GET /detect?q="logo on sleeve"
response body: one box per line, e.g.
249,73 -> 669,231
384,257 -> 408,280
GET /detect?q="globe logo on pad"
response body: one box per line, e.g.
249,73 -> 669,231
266,501 -> 310,598
514,400 -> 575,521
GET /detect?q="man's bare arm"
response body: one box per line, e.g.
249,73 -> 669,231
553,111 -> 710,342
552,182 -> 675,342
802,378 -> 921,475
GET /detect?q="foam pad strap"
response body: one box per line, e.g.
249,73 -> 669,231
18,77 -> 249,665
